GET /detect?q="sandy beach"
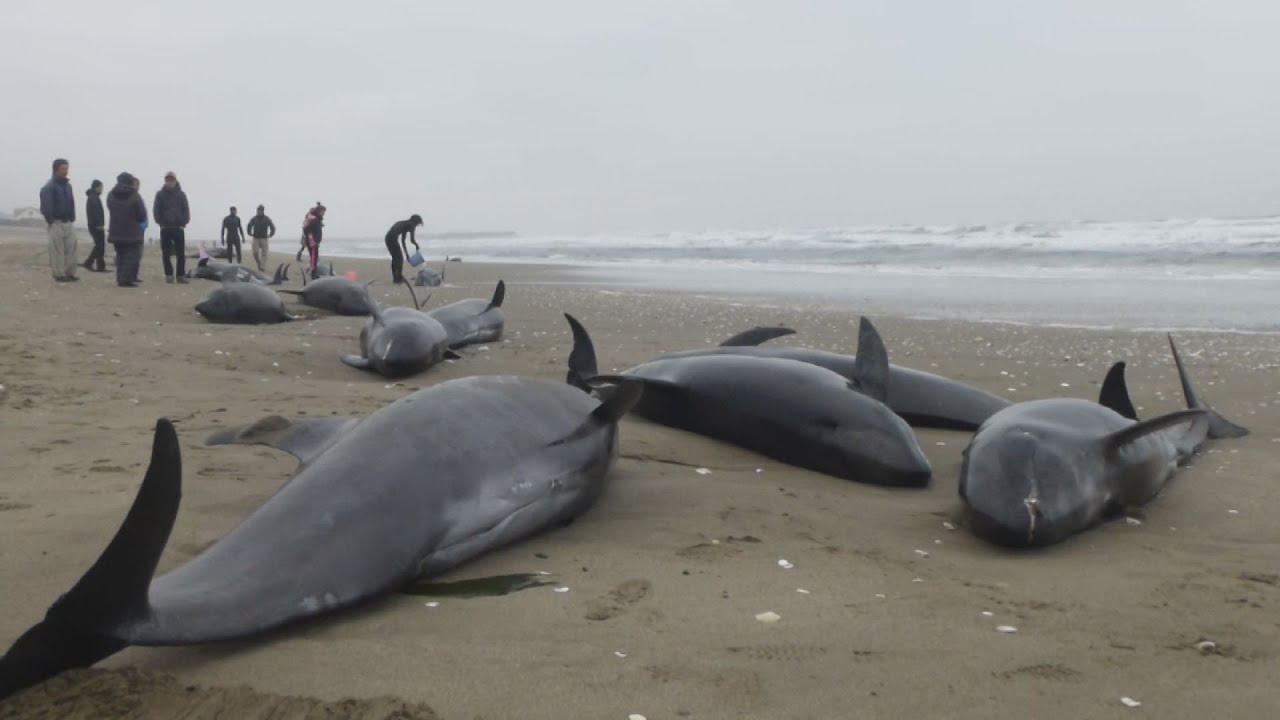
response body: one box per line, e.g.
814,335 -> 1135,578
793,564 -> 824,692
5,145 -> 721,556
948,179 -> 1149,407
0,226 -> 1276,719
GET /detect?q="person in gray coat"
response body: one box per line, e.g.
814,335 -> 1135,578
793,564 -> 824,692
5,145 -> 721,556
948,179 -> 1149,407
107,173 -> 148,288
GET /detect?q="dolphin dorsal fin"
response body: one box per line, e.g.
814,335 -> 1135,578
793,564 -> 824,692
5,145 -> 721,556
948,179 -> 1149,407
486,280 -> 505,310
849,316 -> 889,403
206,415 -> 358,467
1104,409 -> 1205,457
719,326 -> 796,347
564,313 -> 600,391
1098,361 -> 1138,420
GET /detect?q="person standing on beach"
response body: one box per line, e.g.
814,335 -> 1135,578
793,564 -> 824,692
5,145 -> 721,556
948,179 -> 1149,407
303,204 -> 326,278
246,204 -> 275,271
39,158 -> 79,282
153,171 -> 190,284
82,179 -> 107,273
297,201 -> 323,261
384,214 -> 424,284
221,206 -> 245,265
106,172 -> 147,288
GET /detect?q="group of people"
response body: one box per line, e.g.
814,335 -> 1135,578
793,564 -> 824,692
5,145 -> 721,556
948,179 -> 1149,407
39,158 -> 430,287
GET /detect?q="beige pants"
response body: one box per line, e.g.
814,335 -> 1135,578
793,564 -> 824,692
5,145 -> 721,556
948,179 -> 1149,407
252,237 -> 269,270
46,221 -> 78,279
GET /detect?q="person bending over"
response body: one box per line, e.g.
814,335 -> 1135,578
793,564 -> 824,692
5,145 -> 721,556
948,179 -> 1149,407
385,214 -> 424,284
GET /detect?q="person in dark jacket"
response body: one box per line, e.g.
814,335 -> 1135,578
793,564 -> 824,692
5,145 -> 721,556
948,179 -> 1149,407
81,179 -> 107,272
153,170 -> 190,284
384,214 -> 424,284
220,206 -> 245,265
107,173 -> 148,288
38,158 -> 80,282
246,204 -> 276,271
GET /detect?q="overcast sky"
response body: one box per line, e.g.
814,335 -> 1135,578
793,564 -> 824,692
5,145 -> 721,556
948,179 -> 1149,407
2,1 -> 1278,237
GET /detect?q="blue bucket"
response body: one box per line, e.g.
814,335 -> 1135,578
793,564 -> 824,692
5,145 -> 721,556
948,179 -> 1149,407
408,251 -> 425,267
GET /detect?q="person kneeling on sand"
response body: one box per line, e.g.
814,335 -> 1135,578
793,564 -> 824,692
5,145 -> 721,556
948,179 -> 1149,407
106,173 -> 148,288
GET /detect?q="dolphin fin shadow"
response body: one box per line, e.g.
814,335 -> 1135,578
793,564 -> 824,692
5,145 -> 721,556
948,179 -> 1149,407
206,415 -> 358,466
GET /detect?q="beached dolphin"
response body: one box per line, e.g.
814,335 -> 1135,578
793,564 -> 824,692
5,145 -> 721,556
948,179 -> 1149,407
0,374 -> 643,701
308,261 -> 337,280
278,274 -> 376,316
427,279 -> 505,349
195,274 -> 297,324
658,324 -> 1010,431
187,258 -> 289,285
958,334 -> 1248,548
565,313 -> 932,487
341,284 -> 456,377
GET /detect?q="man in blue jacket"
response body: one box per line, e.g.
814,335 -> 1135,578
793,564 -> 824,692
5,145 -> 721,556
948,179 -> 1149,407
38,158 -> 80,282
153,170 -> 190,284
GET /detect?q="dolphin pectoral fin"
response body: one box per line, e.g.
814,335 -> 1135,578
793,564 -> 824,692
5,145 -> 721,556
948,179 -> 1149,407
444,349 -> 462,360
205,415 -> 357,466
719,326 -> 796,347
1168,334 -> 1250,439
850,316 -> 890,402
1098,361 -> 1138,420
1104,409 -> 1206,459
341,353 -> 372,370
278,289 -> 303,297
564,313 -> 600,391
0,419 -> 182,701
548,380 -> 645,447
486,279 -> 505,310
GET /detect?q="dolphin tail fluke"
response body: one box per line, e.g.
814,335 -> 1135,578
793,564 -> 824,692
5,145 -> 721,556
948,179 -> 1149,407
404,282 -> 430,310
362,283 -> 384,324
0,419 -> 182,701
1098,361 -> 1138,420
564,313 -> 599,392
719,326 -> 796,347
487,280 -> 505,310
850,317 -> 890,402
1168,334 -> 1249,439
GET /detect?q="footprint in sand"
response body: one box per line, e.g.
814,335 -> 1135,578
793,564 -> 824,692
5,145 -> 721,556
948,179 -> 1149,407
584,579 -> 652,621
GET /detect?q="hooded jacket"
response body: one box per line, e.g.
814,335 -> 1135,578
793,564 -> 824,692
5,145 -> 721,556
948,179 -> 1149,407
85,188 -> 105,230
107,182 -> 148,246
153,183 -> 190,229
39,177 -> 75,224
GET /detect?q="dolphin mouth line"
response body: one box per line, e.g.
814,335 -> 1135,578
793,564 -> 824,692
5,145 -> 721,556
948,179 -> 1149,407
1023,495 -> 1040,544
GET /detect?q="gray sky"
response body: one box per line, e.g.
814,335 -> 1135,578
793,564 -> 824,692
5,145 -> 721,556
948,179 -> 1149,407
3,1 -> 1278,237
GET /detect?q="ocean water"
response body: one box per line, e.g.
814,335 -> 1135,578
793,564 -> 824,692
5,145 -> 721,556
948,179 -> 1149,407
332,216 -> 1280,280
327,216 -> 1280,331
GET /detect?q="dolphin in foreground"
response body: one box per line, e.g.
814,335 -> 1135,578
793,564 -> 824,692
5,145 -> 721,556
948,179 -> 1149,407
427,279 -> 505,349
340,284 -> 457,377
959,334 -> 1248,548
565,313 -> 932,487
0,375 -> 644,700
195,274 -> 298,324
660,324 -> 1011,431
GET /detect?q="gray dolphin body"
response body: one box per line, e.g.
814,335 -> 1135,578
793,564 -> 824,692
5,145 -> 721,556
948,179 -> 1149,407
428,280 -> 505,349
341,286 -> 456,378
0,375 -> 644,700
188,259 -> 289,285
566,314 -> 932,487
195,276 -> 296,324
279,276 -> 375,316
660,326 -> 1010,431
959,335 -> 1248,548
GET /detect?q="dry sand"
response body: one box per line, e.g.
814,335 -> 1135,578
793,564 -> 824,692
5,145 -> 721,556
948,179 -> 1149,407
0,227 -> 1276,719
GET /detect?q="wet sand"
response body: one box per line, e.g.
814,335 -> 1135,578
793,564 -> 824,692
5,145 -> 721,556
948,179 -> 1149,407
0,227 -> 1276,719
